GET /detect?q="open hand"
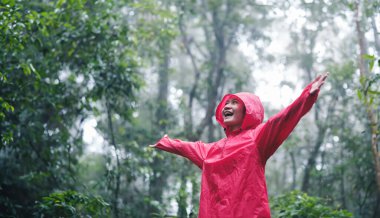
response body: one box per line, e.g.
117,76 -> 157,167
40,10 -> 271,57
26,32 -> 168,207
148,134 -> 168,148
310,72 -> 329,94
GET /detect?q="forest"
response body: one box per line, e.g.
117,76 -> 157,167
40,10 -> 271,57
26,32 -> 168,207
0,0 -> 380,217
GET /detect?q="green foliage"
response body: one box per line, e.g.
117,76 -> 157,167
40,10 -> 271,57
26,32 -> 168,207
0,0 -> 378,217
362,54 -> 376,72
300,62 -> 378,218
0,0 -> 141,216
271,191 -> 352,218
35,190 -> 110,217
357,55 -> 380,106
131,0 -> 178,59
0,96 -> 13,145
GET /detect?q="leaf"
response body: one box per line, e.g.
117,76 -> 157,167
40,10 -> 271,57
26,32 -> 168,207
369,59 -> 375,72
29,64 -> 36,73
359,76 -> 366,87
362,54 -> 375,71
0,72 -> 7,82
2,0 -> 15,7
368,89 -> 380,95
29,64 -> 41,80
57,0 -> 66,8
21,63 -> 31,75
357,89 -> 363,101
2,102 -> 14,112
362,54 -> 375,60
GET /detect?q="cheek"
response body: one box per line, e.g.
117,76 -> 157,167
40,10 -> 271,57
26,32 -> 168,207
239,105 -> 245,115
236,108 -> 245,120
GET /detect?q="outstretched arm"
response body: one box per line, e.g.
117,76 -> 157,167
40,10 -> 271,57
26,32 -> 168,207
150,135 -> 210,169
255,73 -> 328,161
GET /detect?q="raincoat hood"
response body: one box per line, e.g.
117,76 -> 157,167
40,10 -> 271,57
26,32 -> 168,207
215,92 -> 264,133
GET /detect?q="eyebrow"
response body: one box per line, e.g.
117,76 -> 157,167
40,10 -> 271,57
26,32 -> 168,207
225,98 -> 239,103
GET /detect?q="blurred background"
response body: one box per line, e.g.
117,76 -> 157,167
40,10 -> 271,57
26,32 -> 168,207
1,0 -> 379,217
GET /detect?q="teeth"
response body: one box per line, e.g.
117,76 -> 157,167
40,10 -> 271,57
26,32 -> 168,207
224,111 -> 233,116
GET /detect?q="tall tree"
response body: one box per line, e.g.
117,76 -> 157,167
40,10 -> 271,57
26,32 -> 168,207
176,0 -> 272,142
279,0 -> 342,192
354,0 -> 380,216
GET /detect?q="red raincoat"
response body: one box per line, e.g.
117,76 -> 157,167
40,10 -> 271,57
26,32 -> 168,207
154,82 -> 319,218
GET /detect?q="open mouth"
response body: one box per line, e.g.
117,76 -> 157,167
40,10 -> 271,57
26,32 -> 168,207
223,111 -> 233,117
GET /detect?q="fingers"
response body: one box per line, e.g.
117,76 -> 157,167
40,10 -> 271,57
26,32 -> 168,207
310,72 -> 328,94
148,134 -> 168,148
314,72 -> 329,83
313,74 -> 322,83
317,81 -> 325,89
317,72 -> 329,88
321,72 -> 329,81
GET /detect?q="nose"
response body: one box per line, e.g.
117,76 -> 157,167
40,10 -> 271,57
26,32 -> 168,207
223,103 -> 232,110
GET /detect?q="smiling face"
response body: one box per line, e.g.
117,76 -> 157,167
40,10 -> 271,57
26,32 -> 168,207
222,97 -> 245,132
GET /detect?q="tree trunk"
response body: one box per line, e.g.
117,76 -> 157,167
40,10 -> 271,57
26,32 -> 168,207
179,0 -> 237,141
194,28 -> 227,140
301,125 -> 326,192
371,15 -> 380,54
355,0 -> 369,76
289,150 -> 297,190
301,69 -> 322,193
354,1 -> 380,216
148,38 -> 171,216
106,98 -> 121,218
190,173 -> 200,216
177,160 -> 189,218
339,142 -> 347,209
177,4 -> 202,141
301,94 -> 337,192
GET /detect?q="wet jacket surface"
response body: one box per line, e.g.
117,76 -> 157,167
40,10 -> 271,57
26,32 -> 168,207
155,82 -> 319,218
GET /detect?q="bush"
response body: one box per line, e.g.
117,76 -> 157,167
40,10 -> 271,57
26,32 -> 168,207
35,190 -> 110,218
271,191 -> 352,218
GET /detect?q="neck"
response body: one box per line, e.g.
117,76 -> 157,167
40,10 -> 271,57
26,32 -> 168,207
229,125 -> 241,132
225,125 -> 242,137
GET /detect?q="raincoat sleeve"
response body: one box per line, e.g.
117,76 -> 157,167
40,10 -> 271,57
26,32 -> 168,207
154,135 -> 209,169
255,82 -> 319,160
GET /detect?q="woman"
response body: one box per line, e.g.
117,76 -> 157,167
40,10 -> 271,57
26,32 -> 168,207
150,73 -> 328,218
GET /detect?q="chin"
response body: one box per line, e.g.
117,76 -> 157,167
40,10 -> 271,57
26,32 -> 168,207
223,120 -> 235,126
